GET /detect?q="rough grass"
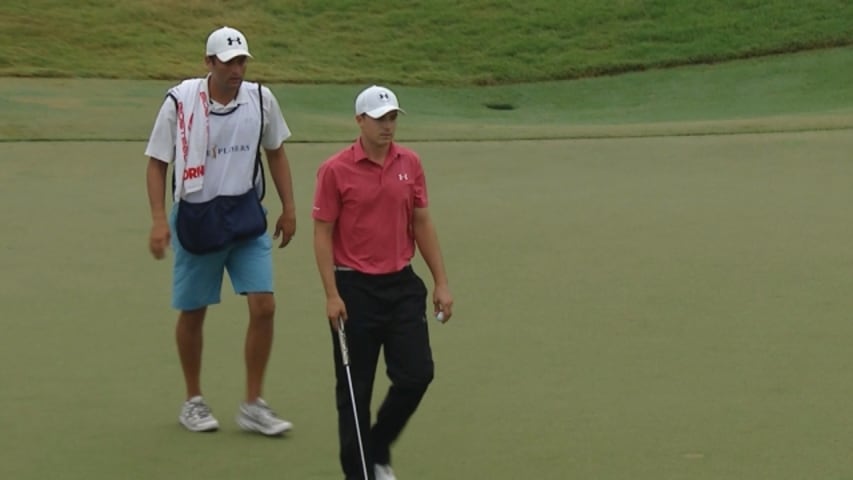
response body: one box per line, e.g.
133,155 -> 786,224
1,0 -> 852,85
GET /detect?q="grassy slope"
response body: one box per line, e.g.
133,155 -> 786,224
0,0 -> 851,85
2,0 -> 851,143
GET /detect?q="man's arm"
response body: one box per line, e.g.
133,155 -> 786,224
266,145 -> 296,248
147,157 -> 170,259
314,219 -> 347,327
412,207 -> 454,322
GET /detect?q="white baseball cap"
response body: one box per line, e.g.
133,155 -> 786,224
206,26 -> 253,62
355,85 -> 406,119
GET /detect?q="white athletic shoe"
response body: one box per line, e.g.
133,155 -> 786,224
179,396 -> 219,432
236,398 -> 293,436
374,464 -> 397,480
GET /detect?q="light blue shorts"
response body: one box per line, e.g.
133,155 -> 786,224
169,206 -> 273,311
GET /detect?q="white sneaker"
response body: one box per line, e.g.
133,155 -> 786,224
179,396 -> 219,432
236,398 -> 293,436
374,464 -> 397,480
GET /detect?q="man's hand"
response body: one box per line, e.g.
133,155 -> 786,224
273,209 -> 296,248
433,284 -> 454,323
149,220 -> 170,259
326,296 -> 348,329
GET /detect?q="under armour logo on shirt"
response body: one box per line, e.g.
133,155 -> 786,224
227,37 -> 242,46
398,173 -> 408,181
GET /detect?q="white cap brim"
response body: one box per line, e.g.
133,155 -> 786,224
215,50 -> 253,62
363,105 -> 406,119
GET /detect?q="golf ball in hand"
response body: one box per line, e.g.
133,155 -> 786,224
435,312 -> 445,322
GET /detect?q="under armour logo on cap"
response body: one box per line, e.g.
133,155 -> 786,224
355,85 -> 407,119
206,26 -> 253,62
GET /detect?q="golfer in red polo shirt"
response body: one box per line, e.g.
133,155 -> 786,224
312,85 -> 454,480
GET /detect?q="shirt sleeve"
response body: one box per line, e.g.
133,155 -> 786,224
261,86 -> 292,150
412,156 -> 428,208
312,161 -> 341,222
144,97 -> 177,163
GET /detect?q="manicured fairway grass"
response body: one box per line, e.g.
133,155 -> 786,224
2,128 -> 852,479
2,46 -> 853,143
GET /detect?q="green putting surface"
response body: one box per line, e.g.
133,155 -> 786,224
2,130 -> 852,479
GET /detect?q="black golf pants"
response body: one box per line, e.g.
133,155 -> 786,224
331,266 -> 435,480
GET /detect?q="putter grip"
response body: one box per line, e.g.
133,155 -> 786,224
337,321 -> 351,366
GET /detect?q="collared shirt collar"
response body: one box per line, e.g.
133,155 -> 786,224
205,74 -> 250,111
352,137 -> 398,163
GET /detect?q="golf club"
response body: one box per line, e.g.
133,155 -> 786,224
337,318 -> 370,480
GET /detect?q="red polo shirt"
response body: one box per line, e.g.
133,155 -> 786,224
312,139 -> 428,274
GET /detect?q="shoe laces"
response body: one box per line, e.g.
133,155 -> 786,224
186,400 -> 213,420
247,399 -> 279,420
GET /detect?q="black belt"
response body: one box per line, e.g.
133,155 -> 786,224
334,264 -> 410,273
